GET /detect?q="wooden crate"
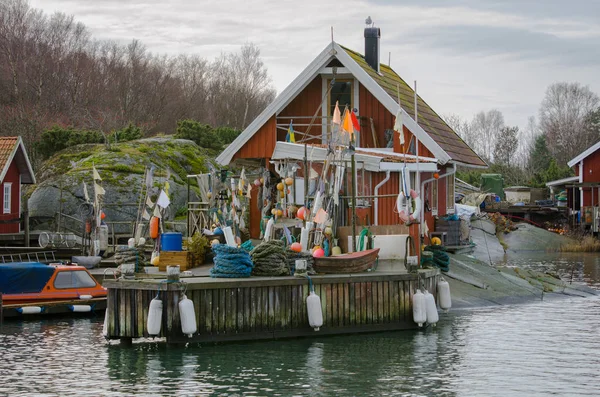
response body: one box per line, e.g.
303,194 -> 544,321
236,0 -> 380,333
158,251 -> 191,272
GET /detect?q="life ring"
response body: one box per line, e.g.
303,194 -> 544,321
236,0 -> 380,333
398,189 -> 421,223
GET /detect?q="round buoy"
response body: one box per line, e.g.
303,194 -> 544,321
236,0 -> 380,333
285,177 -> 293,186
431,237 -> 442,246
297,207 -> 309,220
290,242 -> 302,252
254,179 -> 261,186
312,248 -> 325,258
276,182 -> 284,191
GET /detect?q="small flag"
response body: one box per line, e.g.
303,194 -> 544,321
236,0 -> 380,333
92,166 -> 102,181
146,196 -> 154,208
246,183 -> 252,198
157,189 -> 170,209
94,182 -> 105,196
394,109 -> 405,145
342,109 -> 354,137
164,181 -> 170,196
83,182 -> 90,202
351,111 -> 360,132
145,166 -> 154,189
142,208 -> 151,220
332,101 -> 341,125
153,205 -> 162,219
285,121 -> 296,143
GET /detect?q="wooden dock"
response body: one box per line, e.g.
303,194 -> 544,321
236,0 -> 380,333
104,269 -> 440,344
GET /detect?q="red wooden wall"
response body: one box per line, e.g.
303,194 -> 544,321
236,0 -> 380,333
278,76 -> 323,143
0,161 -> 21,233
581,150 -> 600,207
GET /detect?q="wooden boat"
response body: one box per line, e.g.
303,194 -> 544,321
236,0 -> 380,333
0,262 -> 107,318
313,248 -> 380,274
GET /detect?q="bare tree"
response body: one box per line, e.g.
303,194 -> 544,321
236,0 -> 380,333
493,126 -> 519,166
539,82 -> 599,164
470,109 -> 504,162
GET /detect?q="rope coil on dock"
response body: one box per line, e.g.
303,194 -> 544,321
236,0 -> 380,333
251,240 -> 289,276
210,244 -> 254,278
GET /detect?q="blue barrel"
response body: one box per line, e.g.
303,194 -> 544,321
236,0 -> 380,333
161,232 -> 183,251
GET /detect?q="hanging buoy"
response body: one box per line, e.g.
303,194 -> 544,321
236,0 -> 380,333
16,306 -> 43,314
437,278 -> 452,312
138,237 -> 146,246
412,290 -> 426,327
69,305 -> 92,312
179,294 -> 197,338
424,290 -> 439,326
147,297 -> 163,336
290,242 -> 302,252
102,308 -> 109,337
128,238 -> 135,248
149,216 -> 160,239
306,291 -> 323,331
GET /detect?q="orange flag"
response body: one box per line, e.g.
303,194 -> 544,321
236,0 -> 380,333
342,109 -> 354,138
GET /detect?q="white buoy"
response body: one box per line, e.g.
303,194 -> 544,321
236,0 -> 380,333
147,297 -> 163,336
69,305 -> 92,312
263,218 -> 275,241
412,290 -> 426,327
79,294 -> 92,300
128,238 -> 135,249
437,278 -> 452,312
424,290 -> 439,326
138,237 -> 146,247
306,291 -> 323,331
17,306 -> 43,314
179,294 -> 197,337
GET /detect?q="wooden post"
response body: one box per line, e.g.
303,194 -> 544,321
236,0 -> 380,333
351,152 -> 357,252
24,199 -> 30,248
57,180 -> 63,233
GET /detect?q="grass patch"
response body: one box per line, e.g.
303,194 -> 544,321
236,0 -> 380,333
559,236 -> 600,252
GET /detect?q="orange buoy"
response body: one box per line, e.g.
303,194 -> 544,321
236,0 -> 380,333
290,242 -> 302,252
297,206 -> 309,220
150,216 -> 160,239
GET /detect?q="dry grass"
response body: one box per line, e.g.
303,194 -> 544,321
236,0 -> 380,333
559,236 -> 600,252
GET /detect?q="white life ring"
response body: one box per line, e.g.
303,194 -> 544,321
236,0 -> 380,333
396,192 -> 409,223
398,189 -> 421,223
409,190 -> 421,222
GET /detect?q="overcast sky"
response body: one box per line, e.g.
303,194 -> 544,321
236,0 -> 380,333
30,0 -> 600,131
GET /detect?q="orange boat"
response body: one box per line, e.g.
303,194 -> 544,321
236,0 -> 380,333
0,262 -> 107,318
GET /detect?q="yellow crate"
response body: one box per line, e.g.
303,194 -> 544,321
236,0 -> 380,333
158,251 -> 191,272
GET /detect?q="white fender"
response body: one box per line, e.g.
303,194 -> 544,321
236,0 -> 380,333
17,306 -> 43,314
412,290 -> 426,327
102,308 -> 109,337
69,305 -> 92,312
179,294 -> 197,337
306,291 -> 323,331
437,278 -> 452,312
263,217 -> 275,241
147,297 -> 163,336
424,290 -> 439,326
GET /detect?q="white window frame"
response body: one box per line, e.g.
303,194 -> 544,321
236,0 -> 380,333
446,175 -> 455,214
3,183 -> 11,214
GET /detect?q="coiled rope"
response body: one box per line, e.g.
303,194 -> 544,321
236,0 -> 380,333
423,245 -> 450,272
210,244 -> 254,278
251,240 -> 289,276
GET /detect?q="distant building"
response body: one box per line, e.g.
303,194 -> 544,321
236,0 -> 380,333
0,137 -> 36,233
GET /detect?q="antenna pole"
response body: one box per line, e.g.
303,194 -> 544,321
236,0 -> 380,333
388,52 -> 391,67
331,26 -> 334,42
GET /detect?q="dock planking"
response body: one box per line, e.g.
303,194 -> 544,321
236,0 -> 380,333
104,269 -> 439,344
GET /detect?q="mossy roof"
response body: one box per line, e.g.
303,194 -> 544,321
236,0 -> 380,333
342,46 -> 486,167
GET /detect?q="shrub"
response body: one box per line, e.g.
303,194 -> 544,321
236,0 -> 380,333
36,126 -> 104,159
111,123 -> 143,143
175,119 -> 221,151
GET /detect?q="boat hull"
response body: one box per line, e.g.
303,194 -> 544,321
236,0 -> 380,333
313,248 -> 380,274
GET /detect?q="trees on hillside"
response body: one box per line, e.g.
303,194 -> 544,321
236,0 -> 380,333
0,0 -> 276,166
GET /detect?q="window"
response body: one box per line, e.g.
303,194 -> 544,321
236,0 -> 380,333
447,175 -> 455,213
3,183 -> 11,214
329,80 -> 353,116
431,179 -> 438,216
54,270 -> 98,289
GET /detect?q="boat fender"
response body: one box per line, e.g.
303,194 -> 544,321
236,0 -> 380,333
179,294 -> 197,338
306,291 -> 323,331
69,305 -> 92,312
79,294 -> 92,300
412,290 -> 426,327
128,238 -> 135,249
17,306 -> 43,314
147,297 -> 163,336
437,277 -> 452,312
424,290 -> 439,326
263,217 -> 275,241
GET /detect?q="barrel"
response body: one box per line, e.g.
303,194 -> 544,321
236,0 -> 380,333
161,232 -> 183,251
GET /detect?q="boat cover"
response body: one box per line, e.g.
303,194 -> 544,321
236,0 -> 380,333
0,262 -> 55,294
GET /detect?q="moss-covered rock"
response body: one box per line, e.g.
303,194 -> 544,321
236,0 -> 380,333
27,136 -> 212,232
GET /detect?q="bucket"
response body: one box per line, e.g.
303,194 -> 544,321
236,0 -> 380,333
161,232 -> 183,251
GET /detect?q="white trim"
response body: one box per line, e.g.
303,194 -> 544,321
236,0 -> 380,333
353,79 -> 359,114
379,162 -> 438,172
216,44 -> 336,165
0,136 -> 36,184
321,75 -> 328,142
217,41 -> 457,166
545,176 -> 578,187
579,160 -> 584,211
568,140 -> 600,168
333,43 -> 452,164
450,159 -> 489,169
3,182 -> 11,214
18,174 -> 21,232
357,147 -> 438,163
446,174 -> 455,213
319,67 -> 350,75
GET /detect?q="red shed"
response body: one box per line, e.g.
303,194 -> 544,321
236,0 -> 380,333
0,137 -> 36,233
216,25 -> 485,247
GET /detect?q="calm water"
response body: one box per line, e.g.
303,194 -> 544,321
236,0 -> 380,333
1,254 -> 600,397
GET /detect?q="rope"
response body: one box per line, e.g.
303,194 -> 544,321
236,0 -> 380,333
423,245 -> 450,272
357,228 -> 370,252
240,240 -> 254,252
210,244 -> 254,278
286,250 -> 315,276
251,240 -> 289,276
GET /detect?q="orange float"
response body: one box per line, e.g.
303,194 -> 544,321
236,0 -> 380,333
149,216 -> 160,239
